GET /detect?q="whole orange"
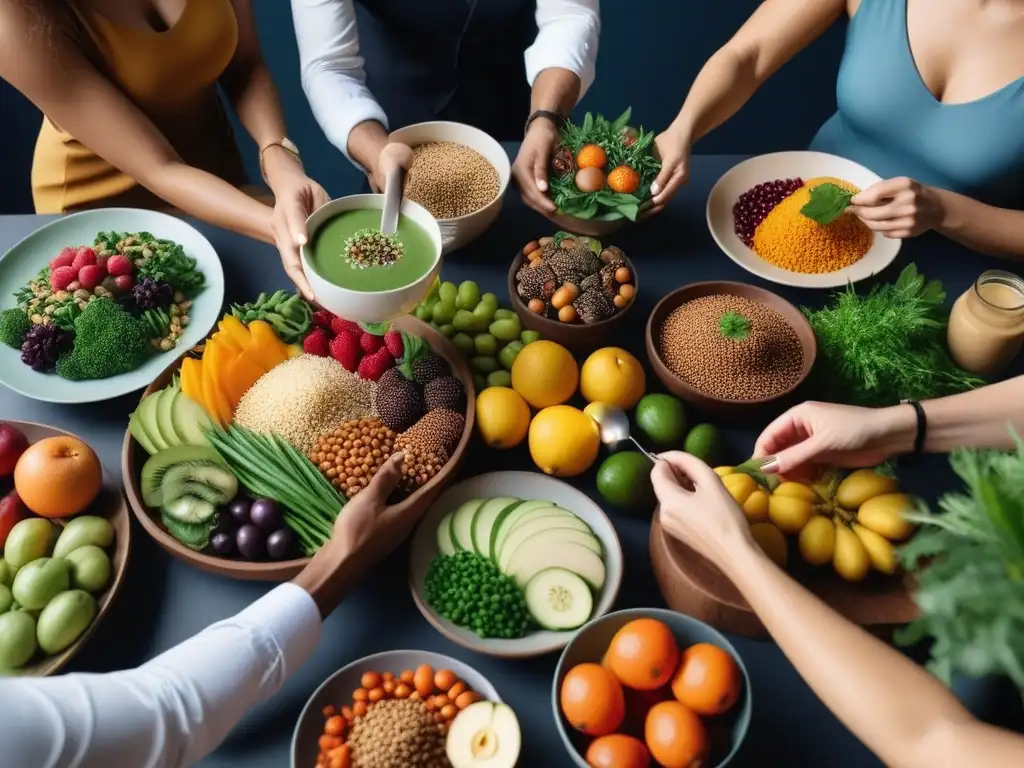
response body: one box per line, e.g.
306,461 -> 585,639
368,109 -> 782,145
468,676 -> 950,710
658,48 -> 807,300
560,663 -> 625,737
644,701 -> 708,768
607,166 -> 640,194
606,618 -> 680,690
576,143 -> 608,169
14,436 -> 102,518
671,643 -> 742,716
585,734 -> 650,768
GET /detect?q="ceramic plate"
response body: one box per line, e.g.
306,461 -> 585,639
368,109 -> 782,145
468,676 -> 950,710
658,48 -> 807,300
409,471 -> 624,658
291,649 -> 502,768
706,151 -> 901,289
0,209 -> 224,403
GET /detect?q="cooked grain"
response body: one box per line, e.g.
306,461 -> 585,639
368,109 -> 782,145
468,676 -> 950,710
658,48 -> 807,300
403,141 -> 500,219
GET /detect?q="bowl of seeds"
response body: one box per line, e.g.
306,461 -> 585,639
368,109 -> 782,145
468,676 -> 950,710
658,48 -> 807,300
389,121 -> 511,254
645,282 -> 816,416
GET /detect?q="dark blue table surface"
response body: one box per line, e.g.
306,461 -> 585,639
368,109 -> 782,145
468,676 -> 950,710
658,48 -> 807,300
0,154 -> 1017,767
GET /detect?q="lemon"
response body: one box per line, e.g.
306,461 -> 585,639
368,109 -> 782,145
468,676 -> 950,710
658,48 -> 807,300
510,340 -> 579,409
475,387 -> 531,449
579,347 -> 646,409
528,405 -> 600,477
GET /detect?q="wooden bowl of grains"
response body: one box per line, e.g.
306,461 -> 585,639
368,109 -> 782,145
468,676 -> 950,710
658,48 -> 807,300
121,315 -> 475,581
645,281 -> 816,417
390,122 -> 511,255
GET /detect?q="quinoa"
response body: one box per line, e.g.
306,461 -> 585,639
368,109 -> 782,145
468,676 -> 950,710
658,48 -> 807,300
403,141 -> 500,219
233,354 -> 376,453
347,697 -> 449,768
659,295 -> 804,400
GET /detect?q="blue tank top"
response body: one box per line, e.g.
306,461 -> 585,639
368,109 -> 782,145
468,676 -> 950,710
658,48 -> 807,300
809,0 -> 1024,208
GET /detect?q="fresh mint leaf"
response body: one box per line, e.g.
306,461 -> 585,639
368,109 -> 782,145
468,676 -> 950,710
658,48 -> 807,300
800,182 -> 855,225
360,321 -> 391,336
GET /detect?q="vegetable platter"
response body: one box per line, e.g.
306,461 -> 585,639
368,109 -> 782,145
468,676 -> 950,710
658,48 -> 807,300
121,301 -> 475,581
0,209 -> 224,403
408,471 -> 624,658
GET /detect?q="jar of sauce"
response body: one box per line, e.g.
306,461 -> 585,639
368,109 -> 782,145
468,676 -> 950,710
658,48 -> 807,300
947,270 -> 1024,375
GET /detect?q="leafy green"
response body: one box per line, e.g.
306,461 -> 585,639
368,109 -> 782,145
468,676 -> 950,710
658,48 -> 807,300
398,330 -> 429,380
231,291 -> 312,344
733,457 -> 780,491
803,264 -> 985,407
99,231 -> 205,297
800,182 -> 854,225
55,298 -> 148,381
141,308 -> 172,341
719,311 -> 750,341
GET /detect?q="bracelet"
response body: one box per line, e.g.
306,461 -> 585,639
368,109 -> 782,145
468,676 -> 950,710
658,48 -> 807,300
900,399 -> 927,462
259,140 -> 302,185
524,109 -> 565,136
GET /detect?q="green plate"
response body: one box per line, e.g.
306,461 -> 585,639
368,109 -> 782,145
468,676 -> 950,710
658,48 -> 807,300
0,209 -> 224,404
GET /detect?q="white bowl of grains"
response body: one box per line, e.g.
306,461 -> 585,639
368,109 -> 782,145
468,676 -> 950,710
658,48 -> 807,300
390,121 -> 511,254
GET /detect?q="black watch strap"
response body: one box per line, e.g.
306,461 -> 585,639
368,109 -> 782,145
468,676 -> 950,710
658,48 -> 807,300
900,399 -> 927,463
525,109 -> 565,135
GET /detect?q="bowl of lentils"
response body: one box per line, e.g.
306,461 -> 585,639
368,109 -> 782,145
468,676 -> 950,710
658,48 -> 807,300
390,122 -> 511,255
645,282 -> 816,416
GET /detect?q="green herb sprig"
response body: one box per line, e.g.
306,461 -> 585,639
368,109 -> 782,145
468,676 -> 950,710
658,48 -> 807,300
800,182 -> 855,226
719,311 -> 751,341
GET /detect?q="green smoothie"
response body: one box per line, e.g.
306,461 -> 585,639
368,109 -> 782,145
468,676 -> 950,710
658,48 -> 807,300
309,209 -> 436,291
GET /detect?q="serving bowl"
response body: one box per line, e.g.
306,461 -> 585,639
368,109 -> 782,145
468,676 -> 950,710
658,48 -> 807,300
707,151 -> 901,289
291,649 -> 503,768
122,315 -> 474,581
389,121 -> 511,254
553,607 -> 752,768
409,471 -> 624,658
301,195 -> 443,324
547,212 -> 628,238
645,281 -> 816,417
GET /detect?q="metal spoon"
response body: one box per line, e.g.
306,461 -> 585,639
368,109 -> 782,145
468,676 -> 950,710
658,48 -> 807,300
586,402 -> 662,463
378,143 -> 413,236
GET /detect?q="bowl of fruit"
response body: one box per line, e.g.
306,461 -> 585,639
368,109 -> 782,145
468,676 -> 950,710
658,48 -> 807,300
554,608 -> 752,768
508,233 -> 638,350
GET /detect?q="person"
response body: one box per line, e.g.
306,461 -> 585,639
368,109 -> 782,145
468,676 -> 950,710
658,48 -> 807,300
290,0 -> 599,212
649,378 -> 1024,768
648,0 -> 1024,259
0,0 -> 329,299
0,452 -> 405,768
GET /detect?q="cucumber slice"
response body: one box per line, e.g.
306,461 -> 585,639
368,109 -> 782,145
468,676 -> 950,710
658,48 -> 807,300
506,540 -> 606,591
161,511 -> 211,551
472,498 -> 522,556
489,500 -> 559,558
524,568 -> 594,631
500,527 -> 601,573
436,512 -> 456,556
497,514 -> 592,571
450,499 -> 487,551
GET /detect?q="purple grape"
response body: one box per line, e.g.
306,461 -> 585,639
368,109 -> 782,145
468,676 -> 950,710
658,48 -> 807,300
249,498 -> 282,533
211,512 -> 236,537
210,532 -> 235,556
235,524 -> 265,560
227,497 -> 251,526
266,528 -> 296,560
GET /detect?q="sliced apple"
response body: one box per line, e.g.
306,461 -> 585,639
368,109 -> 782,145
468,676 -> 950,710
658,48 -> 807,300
446,701 -> 521,768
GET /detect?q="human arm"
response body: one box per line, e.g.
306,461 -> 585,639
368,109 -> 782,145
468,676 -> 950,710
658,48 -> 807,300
651,451 -> 1024,768
512,0 -> 600,214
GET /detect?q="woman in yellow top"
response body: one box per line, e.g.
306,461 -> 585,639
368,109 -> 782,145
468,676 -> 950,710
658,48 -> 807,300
1,0 -> 327,298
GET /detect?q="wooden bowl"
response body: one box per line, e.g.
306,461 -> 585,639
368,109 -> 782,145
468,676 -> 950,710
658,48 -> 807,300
547,211 -> 627,238
508,250 -> 638,351
649,515 -> 918,638
645,281 -> 816,417
121,315 -> 475,581
3,421 -> 131,676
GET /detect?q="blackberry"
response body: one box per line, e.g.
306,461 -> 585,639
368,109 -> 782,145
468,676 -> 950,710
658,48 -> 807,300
21,324 -> 73,372
411,354 -> 449,385
374,378 -> 425,432
130,278 -> 174,311
423,376 -> 466,413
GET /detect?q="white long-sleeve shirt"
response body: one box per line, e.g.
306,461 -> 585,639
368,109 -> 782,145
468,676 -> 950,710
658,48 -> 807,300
0,584 -> 321,768
291,0 -> 601,162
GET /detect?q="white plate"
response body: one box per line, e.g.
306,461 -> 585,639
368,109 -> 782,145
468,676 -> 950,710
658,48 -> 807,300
409,471 -> 624,658
706,151 -> 901,289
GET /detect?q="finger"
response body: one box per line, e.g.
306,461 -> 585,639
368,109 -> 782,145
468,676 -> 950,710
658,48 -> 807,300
638,202 -> 664,220
650,458 -> 692,499
656,451 -> 719,486
651,166 -> 687,206
850,177 -> 909,206
313,185 -> 331,209
763,435 -> 827,476
753,407 -> 806,458
864,216 -> 915,233
281,195 -> 311,248
514,166 -> 556,215
529,158 -> 557,214
650,162 -> 676,198
364,452 -> 406,500
846,201 -> 903,221
283,254 -> 315,301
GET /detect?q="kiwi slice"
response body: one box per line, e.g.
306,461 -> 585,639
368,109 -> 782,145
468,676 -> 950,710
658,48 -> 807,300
140,446 -> 231,508
162,496 -> 218,525
161,511 -> 212,550
161,464 -> 238,507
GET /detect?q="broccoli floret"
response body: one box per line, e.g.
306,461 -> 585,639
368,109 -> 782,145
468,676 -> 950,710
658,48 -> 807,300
0,308 -> 31,349
56,298 -> 149,380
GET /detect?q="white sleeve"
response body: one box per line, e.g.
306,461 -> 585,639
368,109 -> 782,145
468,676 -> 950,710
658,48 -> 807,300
525,0 -> 601,101
0,583 -> 322,768
290,0 -> 389,165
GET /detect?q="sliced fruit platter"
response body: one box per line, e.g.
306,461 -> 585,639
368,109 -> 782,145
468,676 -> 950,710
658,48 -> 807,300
409,471 -> 623,657
0,420 -> 129,676
122,294 -> 474,580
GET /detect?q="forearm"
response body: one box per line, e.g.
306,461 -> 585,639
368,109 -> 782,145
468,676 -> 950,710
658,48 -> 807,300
934,188 -> 1024,259
346,119 -> 390,177
223,61 -> 289,154
291,537 -> 358,617
529,67 -> 582,118
668,47 -> 762,145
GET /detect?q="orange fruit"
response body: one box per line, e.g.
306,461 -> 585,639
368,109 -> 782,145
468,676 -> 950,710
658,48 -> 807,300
622,684 -> 672,740
607,165 -> 640,194
576,143 -> 607,169
671,643 -> 742,716
585,734 -> 650,768
606,618 -> 680,690
14,436 -> 102,518
644,701 -> 708,768
560,663 -> 625,737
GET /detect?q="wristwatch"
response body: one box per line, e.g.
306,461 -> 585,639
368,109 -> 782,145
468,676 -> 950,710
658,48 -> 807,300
259,138 -> 303,183
524,110 -> 565,136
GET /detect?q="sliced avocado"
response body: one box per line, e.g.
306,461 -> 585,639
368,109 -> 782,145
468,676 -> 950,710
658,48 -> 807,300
436,512 -> 456,556
472,498 -> 522,557
506,539 -> 606,591
449,499 -> 487,552
157,386 -> 185,448
497,515 -> 594,571
170,388 -> 215,447
129,395 -> 160,456
140,445 -> 229,508
489,499 -> 555,559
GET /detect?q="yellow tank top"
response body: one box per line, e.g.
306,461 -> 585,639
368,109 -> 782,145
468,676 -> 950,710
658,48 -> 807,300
31,0 -> 246,213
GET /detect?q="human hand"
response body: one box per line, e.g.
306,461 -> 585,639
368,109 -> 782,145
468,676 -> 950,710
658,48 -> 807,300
847,177 -> 943,239
266,152 -> 330,301
651,451 -> 753,566
512,119 -> 559,215
643,127 -> 691,218
369,142 -> 413,193
754,401 -> 915,480
330,452 -> 406,557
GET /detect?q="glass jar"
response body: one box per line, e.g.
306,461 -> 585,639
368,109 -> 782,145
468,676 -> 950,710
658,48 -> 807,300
947,270 -> 1024,375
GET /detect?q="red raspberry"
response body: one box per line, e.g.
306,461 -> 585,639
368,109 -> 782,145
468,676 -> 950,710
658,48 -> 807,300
50,266 -> 78,292
330,317 -> 361,336
383,329 -> 404,358
302,327 -> 331,357
329,330 -> 362,372
312,309 -> 335,329
106,254 -> 133,277
71,246 -> 97,271
359,332 -> 383,354
78,265 -> 106,290
50,247 -> 78,271
114,275 -> 134,292
356,348 -> 394,381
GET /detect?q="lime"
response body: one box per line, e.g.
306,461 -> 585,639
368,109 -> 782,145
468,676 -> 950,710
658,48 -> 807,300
684,423 -> 723,464
634,394 -> 688,448
596,451 -> 656,512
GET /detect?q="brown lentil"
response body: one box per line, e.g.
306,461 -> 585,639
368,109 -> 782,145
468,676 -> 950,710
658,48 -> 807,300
234,354 -> 376,453
347,698 -> 448,768
659,295 -> 804,400
309,418 -> 397,497
403,141 -> 500,219
401,409 -> 465,456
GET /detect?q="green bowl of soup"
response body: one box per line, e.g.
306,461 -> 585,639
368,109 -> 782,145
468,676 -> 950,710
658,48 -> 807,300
301,194 -> 443,323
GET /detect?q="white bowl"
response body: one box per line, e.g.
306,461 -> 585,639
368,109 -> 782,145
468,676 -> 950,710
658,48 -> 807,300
291,649 -> 502,768
408,471 -> 624,658
706,151 -> 901,289
301,194 -> 443,323
390,121 -> 511,254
